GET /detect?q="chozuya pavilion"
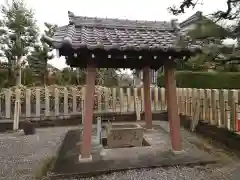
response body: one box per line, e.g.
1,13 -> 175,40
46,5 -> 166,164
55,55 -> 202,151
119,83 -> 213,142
44,11 -> 201,161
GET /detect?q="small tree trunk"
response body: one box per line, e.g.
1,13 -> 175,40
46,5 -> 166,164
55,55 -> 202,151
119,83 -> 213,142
44,69 -> 49,85
13,56 -> 23,131
7,61 -> 15,87
16,56 -> 23,86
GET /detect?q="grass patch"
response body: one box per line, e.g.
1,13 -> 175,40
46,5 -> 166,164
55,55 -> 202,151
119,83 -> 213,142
35,156 -> 56,180
186,131 -> 239,164
4,129 -> 20,134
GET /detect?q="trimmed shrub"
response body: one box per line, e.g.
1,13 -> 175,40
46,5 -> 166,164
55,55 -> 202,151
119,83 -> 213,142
157,71 -> 240,89
23,121 -> 36,135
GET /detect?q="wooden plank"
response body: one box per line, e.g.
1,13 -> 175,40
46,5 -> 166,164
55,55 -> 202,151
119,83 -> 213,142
141,87 -> 144,111
104,88 -> 109,112
13,88 -> 21,130
186,88 -> 190,116
178,88 -> 183,114
160,87 -> 165,111
127,88 -> 131,111
45,87 -> 50,117
154,87 -> 158,111
133,87 -> 138,111
191,96 -> 201,132
191,88 -> 197,117
134,87 -> 141,121
63,87 -> 68,115
25,89 -> 31,118
72,87 -> 77,114
97,88 -> 102,113
199,89 -> 204,120
119,88 -> 124,113
54,88 -> 59,116
183,88 -> 187,116
112,88 -> 117,112
229,90 -> 238,131
215,90 -> 221,127
219,89 -> 228,128
188,88 -> 193,117
36,88 -> 41,118
211,89 -> 218,126
206,89 -> 212,124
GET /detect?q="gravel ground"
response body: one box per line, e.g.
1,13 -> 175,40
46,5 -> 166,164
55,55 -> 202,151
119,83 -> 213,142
0,126 -> 77,180
75,165 -> 238,180
0,125 -> 239,180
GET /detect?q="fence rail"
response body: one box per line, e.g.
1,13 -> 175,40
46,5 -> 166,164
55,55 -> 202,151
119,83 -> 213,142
0,86 -> 239,132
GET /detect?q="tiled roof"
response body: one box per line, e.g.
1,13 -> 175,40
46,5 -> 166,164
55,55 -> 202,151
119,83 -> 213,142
44,11 -> 201,53
180,11 -> 203,28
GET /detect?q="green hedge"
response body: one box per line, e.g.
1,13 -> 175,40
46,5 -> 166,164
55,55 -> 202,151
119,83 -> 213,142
157,71 -> 240,89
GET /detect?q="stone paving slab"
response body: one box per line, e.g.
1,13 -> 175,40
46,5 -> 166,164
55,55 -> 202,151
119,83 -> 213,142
50,123 -> 219,179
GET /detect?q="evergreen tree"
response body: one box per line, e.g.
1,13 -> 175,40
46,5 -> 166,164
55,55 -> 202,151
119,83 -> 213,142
27,23 -> 57,85
0,0 -> 39,86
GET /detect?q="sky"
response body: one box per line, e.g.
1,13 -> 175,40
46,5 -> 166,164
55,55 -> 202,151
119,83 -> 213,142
0,0 -> 233,70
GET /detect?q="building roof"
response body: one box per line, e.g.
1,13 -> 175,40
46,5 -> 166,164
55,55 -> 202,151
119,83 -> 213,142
180,11 -> 203,28
180,11 -> 231,39
43,11 -> 201,69
45,11 -> 200,53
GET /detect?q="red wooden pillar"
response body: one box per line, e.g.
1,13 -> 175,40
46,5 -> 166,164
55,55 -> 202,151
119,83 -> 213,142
143,66 -> 152,129
164,62 -> 182,151
80,60 -> 96,160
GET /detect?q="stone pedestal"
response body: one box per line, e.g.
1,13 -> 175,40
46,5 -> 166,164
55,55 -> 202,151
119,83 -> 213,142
106,124 -> 144,148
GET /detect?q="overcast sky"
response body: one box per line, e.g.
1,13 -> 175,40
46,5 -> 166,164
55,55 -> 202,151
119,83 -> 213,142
0,0 -> 230,69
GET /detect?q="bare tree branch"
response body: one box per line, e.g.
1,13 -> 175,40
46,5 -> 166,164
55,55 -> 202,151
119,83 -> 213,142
169,0 -> 240,21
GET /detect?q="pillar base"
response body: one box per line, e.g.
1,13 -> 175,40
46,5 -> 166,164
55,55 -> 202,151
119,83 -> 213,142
171,149 -> 185,155
78,154 -> 92,163
144,127 -> 156,132
100,149 -> 108,157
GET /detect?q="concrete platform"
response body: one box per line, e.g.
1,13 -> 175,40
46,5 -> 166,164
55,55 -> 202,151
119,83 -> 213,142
50,122 -> 219,179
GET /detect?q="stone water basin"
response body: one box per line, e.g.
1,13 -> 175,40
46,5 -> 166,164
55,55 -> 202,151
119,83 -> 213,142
106,124 -> 144,148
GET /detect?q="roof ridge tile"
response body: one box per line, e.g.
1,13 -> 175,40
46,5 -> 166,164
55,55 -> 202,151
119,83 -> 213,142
67,11 -> 175,31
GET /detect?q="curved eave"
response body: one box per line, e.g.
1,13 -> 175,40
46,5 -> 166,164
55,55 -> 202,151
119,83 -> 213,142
41,35 -> 202,57
41,35 -> 63,49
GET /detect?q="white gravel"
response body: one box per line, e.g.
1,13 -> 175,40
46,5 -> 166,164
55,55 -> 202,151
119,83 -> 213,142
75,165 -> 235,180
0,126 -> 77,180
0,126 -> 238,180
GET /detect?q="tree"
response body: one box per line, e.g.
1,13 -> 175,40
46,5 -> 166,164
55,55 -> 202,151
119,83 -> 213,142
53,68 -> 120,86
0,0 -> 39,87
0,61 -> 9,87
96,68 -> 119,86
118,73 -> 133,86
231,20 -> 240,45
27,23 -> 57,85
179,11 -> 238,71
55,67 -> 75,85
169,0 -> 240,21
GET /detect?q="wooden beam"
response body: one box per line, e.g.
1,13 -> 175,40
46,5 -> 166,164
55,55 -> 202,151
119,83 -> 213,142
143,66 -> 152,129
80,60 -> 97,161
164,61 -> 182,151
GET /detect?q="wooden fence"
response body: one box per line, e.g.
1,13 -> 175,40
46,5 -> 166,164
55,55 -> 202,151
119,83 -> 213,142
0,86 -> 239,132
